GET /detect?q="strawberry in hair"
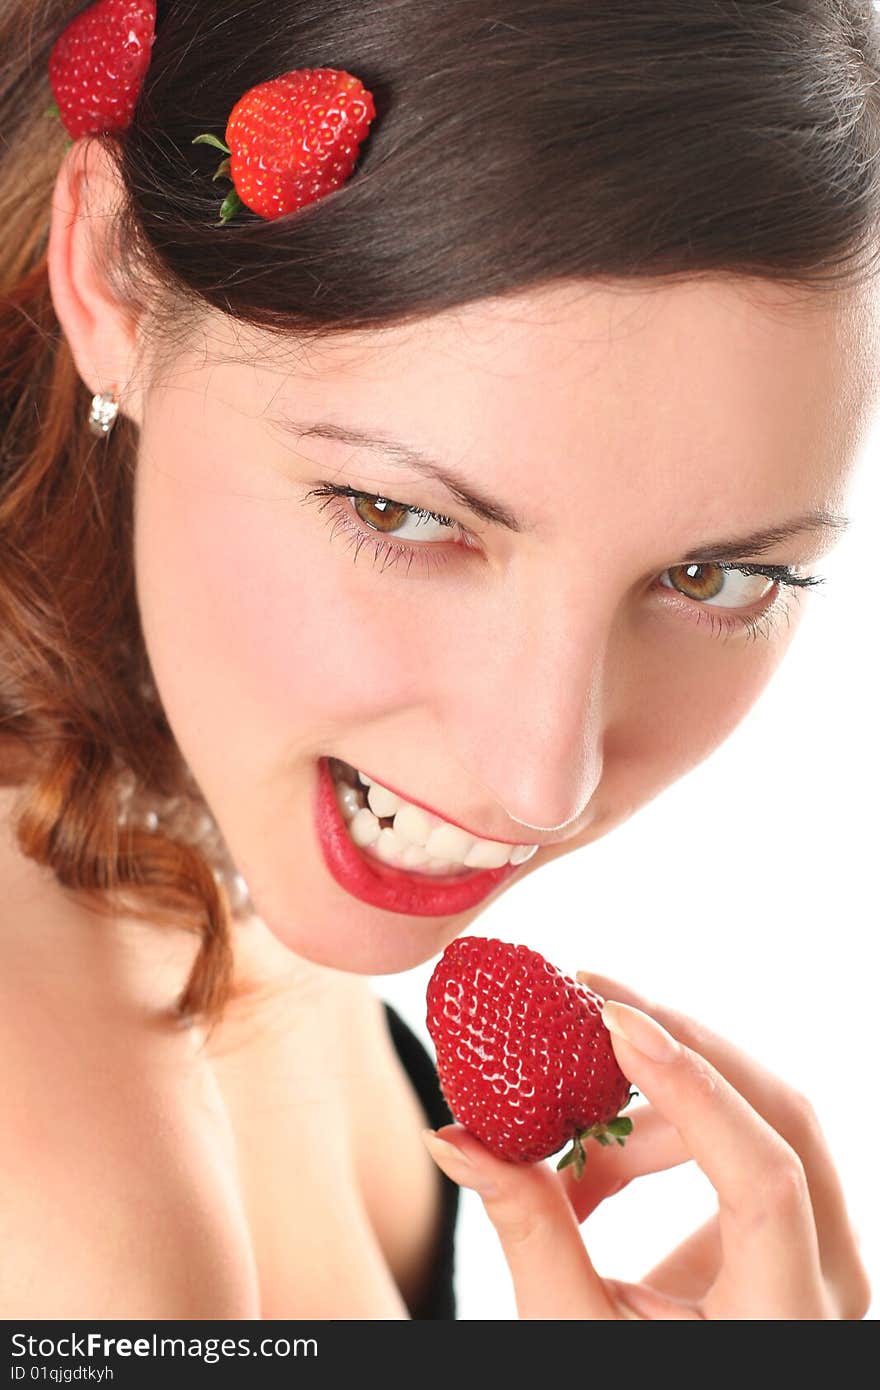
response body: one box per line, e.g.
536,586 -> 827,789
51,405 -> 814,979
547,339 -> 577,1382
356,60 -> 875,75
193,68 -> 376,224
49,0 -> 157,139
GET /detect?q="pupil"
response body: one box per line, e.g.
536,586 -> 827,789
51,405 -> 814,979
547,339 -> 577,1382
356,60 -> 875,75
670,563 -> 724,600
355,496 -> 409,533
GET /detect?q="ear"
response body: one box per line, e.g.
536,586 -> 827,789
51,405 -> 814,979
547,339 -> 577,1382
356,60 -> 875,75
47,137 -> 146,428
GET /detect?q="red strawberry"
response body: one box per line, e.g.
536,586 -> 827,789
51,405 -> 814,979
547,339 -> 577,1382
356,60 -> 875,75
426,937 -> 636,1178
193,69 -> 376,225
49,0 -> 157,140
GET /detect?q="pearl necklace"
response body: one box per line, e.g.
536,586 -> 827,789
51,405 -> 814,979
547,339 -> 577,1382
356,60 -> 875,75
114,763 -> 254,918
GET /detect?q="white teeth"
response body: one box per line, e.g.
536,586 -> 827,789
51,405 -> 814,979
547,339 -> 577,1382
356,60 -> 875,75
349,807 -> 381,848
400,842 -> 431,869
336,783 -> 364,819
330,760 -> 539,876
392,803 -> 435,847
463,838 -> 512,869
423,858 -> 463,875
373,827 -> 407,863
424,823 -> 475,862
367,783 -> 402,819
509,842 -> 539,865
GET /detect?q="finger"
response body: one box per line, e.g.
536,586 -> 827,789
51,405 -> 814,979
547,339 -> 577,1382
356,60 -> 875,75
595,997 -> 828,1317
557,1103 -> 692,1223
580,970 -> 863,1297
422,1123 -> 622,1319
640,1214 -> 722,1302
604,1278 -> 703,1320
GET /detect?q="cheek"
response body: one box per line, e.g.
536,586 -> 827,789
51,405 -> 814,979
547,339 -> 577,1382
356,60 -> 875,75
606,603 -> 803,798
133,428 -> 434,764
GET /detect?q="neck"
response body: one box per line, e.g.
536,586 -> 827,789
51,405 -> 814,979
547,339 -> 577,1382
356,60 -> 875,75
0,783 -> 345,1028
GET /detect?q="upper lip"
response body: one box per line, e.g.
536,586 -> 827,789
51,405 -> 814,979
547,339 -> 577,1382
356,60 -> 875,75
350,763 -> 572,849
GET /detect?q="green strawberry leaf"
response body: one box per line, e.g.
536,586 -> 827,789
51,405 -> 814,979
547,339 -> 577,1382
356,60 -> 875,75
192,133 -> 231,155
216,189 -> 244,226
606,1116 -> 634,1137
556,1135 -> 587,1180
46,101 -> 61,120
212,157 -> 232,183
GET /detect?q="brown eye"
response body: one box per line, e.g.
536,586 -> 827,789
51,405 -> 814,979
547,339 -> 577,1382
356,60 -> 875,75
661,563 -> 775,608
347,492 -> 455,542
353,495 -> 412,533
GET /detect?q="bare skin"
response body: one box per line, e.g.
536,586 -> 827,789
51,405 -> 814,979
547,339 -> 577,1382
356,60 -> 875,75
0,820 -> 443,1318
0,136 -> 876,1318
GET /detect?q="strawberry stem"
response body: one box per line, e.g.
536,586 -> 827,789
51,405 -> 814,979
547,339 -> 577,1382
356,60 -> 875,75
555,1103 -> 637,1180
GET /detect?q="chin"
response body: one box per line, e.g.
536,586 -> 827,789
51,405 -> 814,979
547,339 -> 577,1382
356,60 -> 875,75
243,870 -> 503,977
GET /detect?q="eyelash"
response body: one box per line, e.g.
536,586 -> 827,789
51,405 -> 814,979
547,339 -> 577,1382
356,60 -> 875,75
302,483 -> 827,643
303,483 -> 464,578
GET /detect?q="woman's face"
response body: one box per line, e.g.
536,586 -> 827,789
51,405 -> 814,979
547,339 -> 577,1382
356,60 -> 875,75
131,278 -> 876,973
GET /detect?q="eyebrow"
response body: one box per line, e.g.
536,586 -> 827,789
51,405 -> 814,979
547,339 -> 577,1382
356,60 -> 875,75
271,416 -> 526,531
271,414 -> 851,556
679,510 -> 850,562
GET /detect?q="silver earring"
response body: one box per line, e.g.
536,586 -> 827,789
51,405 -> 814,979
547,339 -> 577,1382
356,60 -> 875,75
88,388 -> 120,438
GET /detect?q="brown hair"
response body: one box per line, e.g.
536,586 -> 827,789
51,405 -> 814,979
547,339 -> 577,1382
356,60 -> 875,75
2,0 -> 879,1032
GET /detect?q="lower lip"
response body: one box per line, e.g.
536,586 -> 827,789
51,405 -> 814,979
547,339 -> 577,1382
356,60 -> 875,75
314,757 -> 519,917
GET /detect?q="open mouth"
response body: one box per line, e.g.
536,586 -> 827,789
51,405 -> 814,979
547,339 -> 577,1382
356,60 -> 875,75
315,757 -> 532,918
327,756 -> 538,879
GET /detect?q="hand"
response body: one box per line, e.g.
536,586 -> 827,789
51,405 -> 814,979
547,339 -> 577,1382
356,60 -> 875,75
422,971 -> 871,1320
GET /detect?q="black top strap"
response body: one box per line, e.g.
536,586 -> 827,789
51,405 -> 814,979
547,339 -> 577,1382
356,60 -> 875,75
382,1001 -> 460,1320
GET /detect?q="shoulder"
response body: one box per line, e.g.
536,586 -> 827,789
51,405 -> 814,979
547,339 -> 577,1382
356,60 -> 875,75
0,959 -> 261,1319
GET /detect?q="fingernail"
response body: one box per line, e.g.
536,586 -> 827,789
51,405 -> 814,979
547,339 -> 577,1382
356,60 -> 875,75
421,1129 -> 499,1198
601,999 -> 679,1064
575,969 -> 591,986
422,1129 -> 474,1168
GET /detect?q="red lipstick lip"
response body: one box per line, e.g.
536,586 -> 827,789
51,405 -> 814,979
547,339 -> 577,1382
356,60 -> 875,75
314,757 -> 519,917
352,767 -> 534,848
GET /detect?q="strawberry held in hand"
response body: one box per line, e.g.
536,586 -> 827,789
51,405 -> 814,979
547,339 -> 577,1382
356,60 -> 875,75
426,937 -> 636,1178
193,68 -> 377,224
48,0 -> 157,139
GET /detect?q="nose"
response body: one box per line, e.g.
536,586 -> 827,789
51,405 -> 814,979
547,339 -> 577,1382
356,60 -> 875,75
434,580 -> 607,833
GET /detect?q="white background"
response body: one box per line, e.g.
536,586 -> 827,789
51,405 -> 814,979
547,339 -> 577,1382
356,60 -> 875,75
373,416 -> 879,1320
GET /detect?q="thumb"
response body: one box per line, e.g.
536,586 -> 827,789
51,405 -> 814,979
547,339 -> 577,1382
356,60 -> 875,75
421,1123 -> 622,1319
